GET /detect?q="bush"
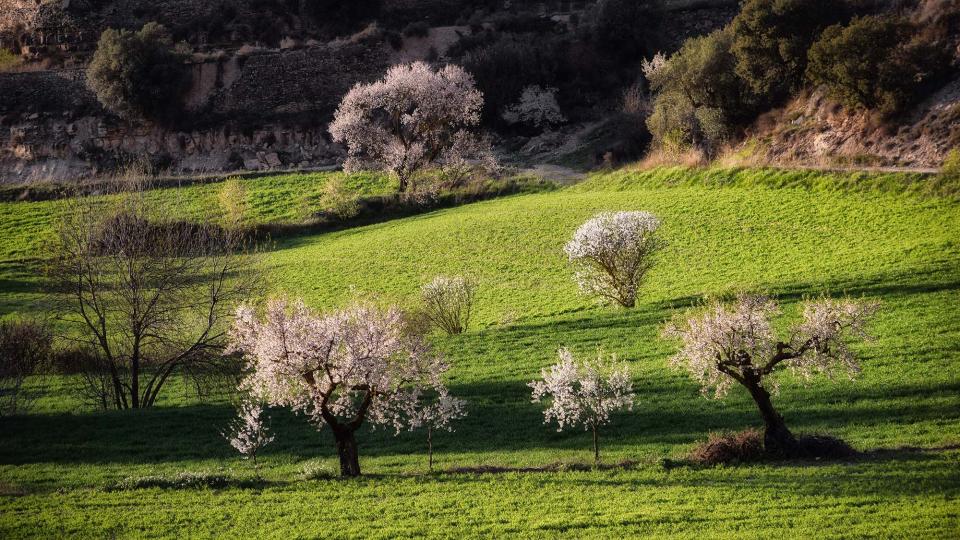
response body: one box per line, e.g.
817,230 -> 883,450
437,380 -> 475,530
690,429 -> 765,465
942,148 -> 960,177
318,177 -> 361,220
0,319 -> 51,416
420,275 -> 475,335
806,15 -> 952,116
298,460 -> 337,481
645,29 -> 752,155
731,0 -> 851,105
218,177 -> 249,229
86,22 -> 189,121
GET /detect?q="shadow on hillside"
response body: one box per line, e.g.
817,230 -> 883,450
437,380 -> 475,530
2,375 -> 958,467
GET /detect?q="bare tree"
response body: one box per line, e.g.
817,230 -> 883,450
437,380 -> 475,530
47,188 -> 259,410
420,275 -> 475,335
0,319 -> 52,416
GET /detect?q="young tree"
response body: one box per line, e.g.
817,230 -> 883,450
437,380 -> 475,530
405,387 -> 467,471
420,275 -> 475,335
227,298 -> 458,477
0,319 -> 51,416
529,347 -> 635,464
501,85 -> 566,130
48,189 -> 258,410
329,62 -> 496,192
564,211 -> 663,308
222,401 -> 274,478
662,294 -> 879,457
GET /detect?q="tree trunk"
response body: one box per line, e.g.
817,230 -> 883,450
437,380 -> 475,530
744,379 -> 800,457
427,426 -> 433,472
333,427 -> 361,477
592,424 -> 600,465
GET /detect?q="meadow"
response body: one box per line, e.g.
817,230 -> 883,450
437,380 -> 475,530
1,167 -> 958,538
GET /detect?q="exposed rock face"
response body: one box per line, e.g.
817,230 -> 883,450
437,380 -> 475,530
740,79 -> 960,169
0,41 -> 391,182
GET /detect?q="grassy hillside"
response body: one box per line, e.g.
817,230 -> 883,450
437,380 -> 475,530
1,167 -> 958,537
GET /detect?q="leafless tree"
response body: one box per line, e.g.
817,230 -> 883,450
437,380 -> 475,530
0,319 -> 51,416
47,186 -> 260,410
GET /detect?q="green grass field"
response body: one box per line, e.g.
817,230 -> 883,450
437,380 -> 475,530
1,167 -> 959,538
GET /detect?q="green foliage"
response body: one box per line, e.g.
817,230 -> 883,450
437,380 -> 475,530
217,177 -> 249,229
943,148 -> 960,177
0,49 -> 21,72
731,0 -> 850,104
806,15 -> 952,116
318,176 -> 361,220
86,22 -> 189,121
646,29 -> 750,155
1,168 -> 959,535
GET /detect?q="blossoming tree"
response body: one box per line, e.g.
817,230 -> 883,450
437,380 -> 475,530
404,387 -> 467,471
222,401 -> 274,477
529,347 -> 635,464
227,298 -> 462,477
662,294 -> 879,456
564,211 -> 663,308
329,61 -> 496,192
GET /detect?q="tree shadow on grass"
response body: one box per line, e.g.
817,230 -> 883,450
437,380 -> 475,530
2,376 -> 958,467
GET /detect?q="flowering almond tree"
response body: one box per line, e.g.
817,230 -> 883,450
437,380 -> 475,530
404,387 -> 467,471
227,298 -> 459,477
530,347 -> 635,464
222,401 -> 274,477
564,211 -> 663,308
662,294 -> 880,457
329,61 -> 496,192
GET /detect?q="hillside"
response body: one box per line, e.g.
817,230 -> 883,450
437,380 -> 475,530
1,167 -> 958,537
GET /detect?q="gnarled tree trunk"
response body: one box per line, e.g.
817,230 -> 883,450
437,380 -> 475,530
333,426 -> 361,477
744,378 -> 800,457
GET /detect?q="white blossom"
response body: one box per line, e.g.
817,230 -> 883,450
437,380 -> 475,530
529,347 -> 634,433
227,298 -> 454,435
329,62 -> 497,191
501,85 -> 566,129
564,211 -> 663,308
641,52 -> 667,82
222,401 -> 274,462
662,294 -> 880,399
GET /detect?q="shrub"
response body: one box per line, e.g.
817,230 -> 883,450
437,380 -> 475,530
318,177 -> 361,220
218,177 -> 249,229
564,211 -> 663,308
689,429 -> 765,465
942,148 -> 960,177
298,461 -> 337,481
806,15 -> 952,116
86,22 -> 189,121
0,319 -> 51,416
731,0 -> 851,105
645,29 -> 753,155
501,85 -> 566,130
420,275 -> 475,335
